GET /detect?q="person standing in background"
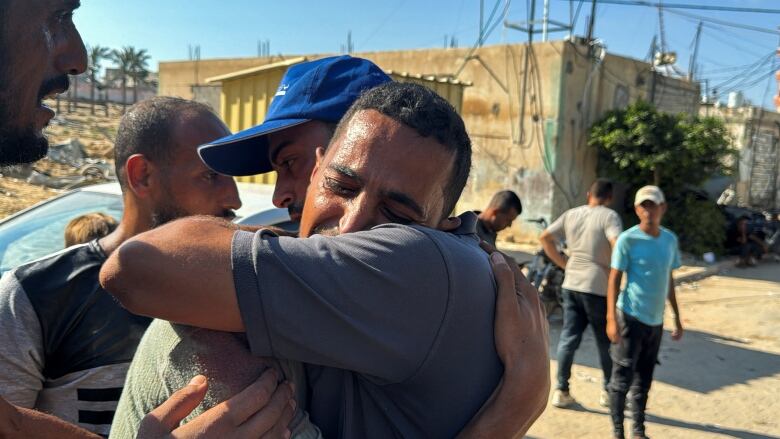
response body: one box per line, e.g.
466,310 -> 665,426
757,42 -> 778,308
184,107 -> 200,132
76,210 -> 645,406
540,179 -> 622,409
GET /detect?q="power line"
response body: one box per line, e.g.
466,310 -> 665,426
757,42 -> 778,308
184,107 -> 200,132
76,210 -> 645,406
570,0 -> 585,33
718,60 -> 778,95
699,25 -> 772,58
479,0 -> 504,44
721,66 -> 778,95
454,0 -> 512,77
361,0 -> 408,47
574,0 -> 780,14
712,52 -> 775,90
664,8 -> 780,36
568,0 -> 780,35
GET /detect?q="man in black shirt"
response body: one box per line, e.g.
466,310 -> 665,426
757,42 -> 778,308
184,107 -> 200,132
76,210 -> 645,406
0,97 -> 252,435
475,190 -> 523,246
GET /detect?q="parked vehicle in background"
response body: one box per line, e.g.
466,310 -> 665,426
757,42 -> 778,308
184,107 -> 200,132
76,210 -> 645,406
524,218 -> 565,317
0,182 -> 294,274
720,205 -> 768,254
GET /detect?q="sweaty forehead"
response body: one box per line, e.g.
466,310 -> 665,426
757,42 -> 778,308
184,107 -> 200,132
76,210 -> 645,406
327,110 -> 415,164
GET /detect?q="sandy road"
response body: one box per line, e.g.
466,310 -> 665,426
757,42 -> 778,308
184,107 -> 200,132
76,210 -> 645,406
526,262 -> 780,439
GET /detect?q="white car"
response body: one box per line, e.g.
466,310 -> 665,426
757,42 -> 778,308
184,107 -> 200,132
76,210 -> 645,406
0,182 -> 294,273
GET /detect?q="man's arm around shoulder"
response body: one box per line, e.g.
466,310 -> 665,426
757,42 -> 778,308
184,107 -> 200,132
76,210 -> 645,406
99,216 -> 244,332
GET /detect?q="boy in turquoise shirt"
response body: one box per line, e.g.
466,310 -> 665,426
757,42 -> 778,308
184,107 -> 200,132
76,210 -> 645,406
606,186 -> 684,439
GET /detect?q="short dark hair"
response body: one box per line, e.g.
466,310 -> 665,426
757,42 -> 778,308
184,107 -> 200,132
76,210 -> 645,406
114,97 -> 216,189
333,82 -> 471,218
589,178 -> 614,200
487,190 -> 522,215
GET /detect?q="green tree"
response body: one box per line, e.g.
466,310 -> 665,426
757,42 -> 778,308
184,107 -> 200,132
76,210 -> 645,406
128,48 -> 151,104
589,100 -> 736,254
111,47 -> 134,112
88,45 -> 110,115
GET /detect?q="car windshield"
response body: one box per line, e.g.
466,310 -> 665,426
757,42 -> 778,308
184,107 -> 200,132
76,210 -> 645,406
0,191 -> 123,272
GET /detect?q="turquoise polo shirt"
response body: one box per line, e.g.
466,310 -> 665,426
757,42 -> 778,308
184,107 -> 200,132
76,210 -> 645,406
611,225 -> 681,326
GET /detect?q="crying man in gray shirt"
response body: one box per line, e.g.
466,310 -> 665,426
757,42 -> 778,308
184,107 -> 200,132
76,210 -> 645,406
108,83 -> 513,438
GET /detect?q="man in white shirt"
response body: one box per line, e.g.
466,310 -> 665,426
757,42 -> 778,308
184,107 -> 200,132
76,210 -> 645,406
540,179 -> 623,408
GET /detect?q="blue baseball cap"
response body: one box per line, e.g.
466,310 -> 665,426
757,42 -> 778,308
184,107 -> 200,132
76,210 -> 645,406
198,55 -> 391,176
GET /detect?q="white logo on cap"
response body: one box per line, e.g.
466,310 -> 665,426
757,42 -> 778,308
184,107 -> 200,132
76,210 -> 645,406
275,84 -> 289,97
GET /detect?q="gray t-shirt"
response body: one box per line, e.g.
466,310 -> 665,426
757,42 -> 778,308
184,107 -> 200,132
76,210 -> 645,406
232,212 -> 502,438
547,204 -> 623,296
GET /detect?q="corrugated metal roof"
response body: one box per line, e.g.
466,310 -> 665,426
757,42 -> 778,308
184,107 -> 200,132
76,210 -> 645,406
385,70 -> 472,87
205,57 -> 307,83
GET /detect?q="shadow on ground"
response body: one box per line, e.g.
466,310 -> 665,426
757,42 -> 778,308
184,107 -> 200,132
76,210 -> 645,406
720,261 -> 780,283
548,321 -> 780,394
536,403 -> 779,439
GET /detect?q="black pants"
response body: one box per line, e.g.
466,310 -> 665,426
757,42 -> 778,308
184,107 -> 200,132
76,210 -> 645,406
740,241 -> 763,260
556,289 -> 612,391
608,311 -> 663,435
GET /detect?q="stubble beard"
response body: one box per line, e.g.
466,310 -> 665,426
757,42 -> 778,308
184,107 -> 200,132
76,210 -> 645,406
0,32 -> 49,166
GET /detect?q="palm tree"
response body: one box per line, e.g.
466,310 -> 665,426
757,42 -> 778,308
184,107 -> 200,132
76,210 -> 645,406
111,47 -> 135,112
88,45 -> 110,115
128,48 -> 151,104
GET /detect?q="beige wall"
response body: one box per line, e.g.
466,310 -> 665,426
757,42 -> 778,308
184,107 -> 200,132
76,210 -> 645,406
702,104 -> 780,209
353,43 -> 568,239
158,42 -> 700,240
553,46 -> 700,219
359,44 -> 698,235
159,56 -> 305,99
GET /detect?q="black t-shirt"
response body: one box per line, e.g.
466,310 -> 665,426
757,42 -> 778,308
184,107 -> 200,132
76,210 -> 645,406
473,211 -> 497,246
0,240 -> 151,435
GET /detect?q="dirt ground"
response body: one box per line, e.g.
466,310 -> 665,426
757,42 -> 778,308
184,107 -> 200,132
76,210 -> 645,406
527,262 -> 780,439
0,100 -> 122,219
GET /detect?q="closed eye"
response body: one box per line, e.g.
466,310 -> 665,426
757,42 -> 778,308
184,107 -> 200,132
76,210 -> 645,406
382,207 -> 413,225
324,177 -> 357,197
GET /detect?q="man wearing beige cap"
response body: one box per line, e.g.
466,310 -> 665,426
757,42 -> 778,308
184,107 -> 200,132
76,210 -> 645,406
605,185 -> 684,439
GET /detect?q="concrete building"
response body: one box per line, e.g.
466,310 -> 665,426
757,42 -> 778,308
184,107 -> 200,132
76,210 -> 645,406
702,103 -> 780,211
159,40 -> 699,239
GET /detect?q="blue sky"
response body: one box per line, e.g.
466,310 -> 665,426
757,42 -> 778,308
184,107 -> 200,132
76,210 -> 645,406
75,0 -> 780,108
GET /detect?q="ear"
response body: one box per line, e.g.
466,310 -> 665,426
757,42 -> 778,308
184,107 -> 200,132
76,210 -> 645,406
437,216 -> 461,232
124,154 -> 154,198
309,147 -> 326,183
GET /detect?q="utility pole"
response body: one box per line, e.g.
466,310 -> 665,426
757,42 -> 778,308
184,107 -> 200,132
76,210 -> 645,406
528,0 -> 536,44
586,0 -> 597,44
649,37 -> 657,104
688,21 -> 702,81
258,40 -> 270,57
542,0 -> 550,42
193,45 -> 201,87
517,0 -> 536,145
479,0 -> 484,46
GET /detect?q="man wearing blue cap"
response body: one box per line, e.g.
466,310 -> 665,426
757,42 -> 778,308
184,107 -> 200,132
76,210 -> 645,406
104,68 -> 549,438
199,55 -> 392,223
